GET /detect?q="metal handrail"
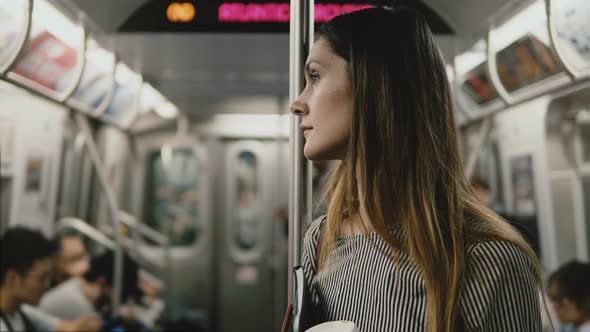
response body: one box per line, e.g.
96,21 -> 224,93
75,113 -> 125,315
57,217 -> 116,250
118,211 -> 169,246
99,225 -> 160,266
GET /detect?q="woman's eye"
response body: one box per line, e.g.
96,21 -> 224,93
310,73 -> 320,84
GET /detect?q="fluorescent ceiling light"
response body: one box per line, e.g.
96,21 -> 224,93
115,62 -> 140,86
140,83 -> 166,113
154,101 -> 178,119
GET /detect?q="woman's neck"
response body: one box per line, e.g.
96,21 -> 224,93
351,167 -> 375,234
0,287 -> 18,314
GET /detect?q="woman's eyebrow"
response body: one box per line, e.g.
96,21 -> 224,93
305,59 -> 321,72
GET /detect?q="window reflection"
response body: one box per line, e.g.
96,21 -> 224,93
144,149 -> 200,246
232,151 -> 259,250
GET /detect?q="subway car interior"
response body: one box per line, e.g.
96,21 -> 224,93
0,0 -> 589,331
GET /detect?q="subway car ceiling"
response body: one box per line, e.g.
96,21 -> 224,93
55,0 -> 480,119
2,0 -> 590,128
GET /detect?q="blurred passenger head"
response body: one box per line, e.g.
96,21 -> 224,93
0,227 -> 57,306
547,261 -> 590,326
291,5 -> 544,332
82,251 -> 142,308
56,228 -> 90,280
471,176 -> 492,207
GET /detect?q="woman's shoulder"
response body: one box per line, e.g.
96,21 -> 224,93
301,215 -> 327,275
460,240 -> 542,330
464,239 -> 537,280
304,215 -> 327,246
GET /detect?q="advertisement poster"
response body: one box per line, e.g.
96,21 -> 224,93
496,34 -> 561,92
25,157 -> 43,193
511,155 -> 537,216
70,59 -> 112,110
12,31 -> 79,94
103,81 -> 139,126
461,62 -> 498,105
553,0 -> 590,73
0,7 -> 18,67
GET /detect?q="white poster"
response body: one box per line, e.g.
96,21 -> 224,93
552,0 -> 590,75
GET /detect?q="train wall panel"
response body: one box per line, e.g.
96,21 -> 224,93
0,81 -> 67,236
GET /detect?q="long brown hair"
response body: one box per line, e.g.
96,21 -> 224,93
316,6 -> 545,331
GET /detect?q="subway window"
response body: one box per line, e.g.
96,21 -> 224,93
144,148 -> 201,246
232,150 -> 260,250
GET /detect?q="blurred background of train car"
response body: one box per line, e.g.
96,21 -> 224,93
0,0 -> 588,331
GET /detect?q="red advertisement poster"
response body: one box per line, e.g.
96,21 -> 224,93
12,31 -> 78,93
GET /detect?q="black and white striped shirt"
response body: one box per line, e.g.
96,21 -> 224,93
302,216 -> 542,331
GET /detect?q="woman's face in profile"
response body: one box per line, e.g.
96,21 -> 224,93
290,38 -> 354,161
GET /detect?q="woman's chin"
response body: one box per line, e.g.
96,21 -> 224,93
304,144 -> 334,161
303,144 -> 321,161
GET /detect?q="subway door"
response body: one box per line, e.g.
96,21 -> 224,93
217,140 -> 277,332
572,106 -> 590,260
545,96 -> 590,267
138,142 -> 212,321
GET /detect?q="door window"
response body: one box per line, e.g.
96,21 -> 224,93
144,148 -> 200,246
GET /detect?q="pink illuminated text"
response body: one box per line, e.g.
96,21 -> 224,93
218,3 -> 373,23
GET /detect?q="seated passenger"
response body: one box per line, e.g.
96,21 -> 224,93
40,250 -> 143,320
547,261 -> 590,332
53,228 -> 161,301
54,229 -> 90,284
0,227 -> 101,332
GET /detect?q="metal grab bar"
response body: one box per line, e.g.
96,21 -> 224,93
118,211 -> 169,246
117,212 -> 171,286
100,224 -> 166,269
57,217 -> 117,250
75,114 -> 125,315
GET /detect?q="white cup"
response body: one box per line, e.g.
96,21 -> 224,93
305,321 -> 360,332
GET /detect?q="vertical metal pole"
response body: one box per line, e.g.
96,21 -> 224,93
75,114 -> 124,316
288,0 -> 314,305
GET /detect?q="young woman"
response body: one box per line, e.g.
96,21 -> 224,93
289,6 -> 545,332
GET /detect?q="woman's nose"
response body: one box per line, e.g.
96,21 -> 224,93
289,98 -> 308,116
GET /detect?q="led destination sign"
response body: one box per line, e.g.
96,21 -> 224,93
218,3 -> 372,23
120,0 -> 453,34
